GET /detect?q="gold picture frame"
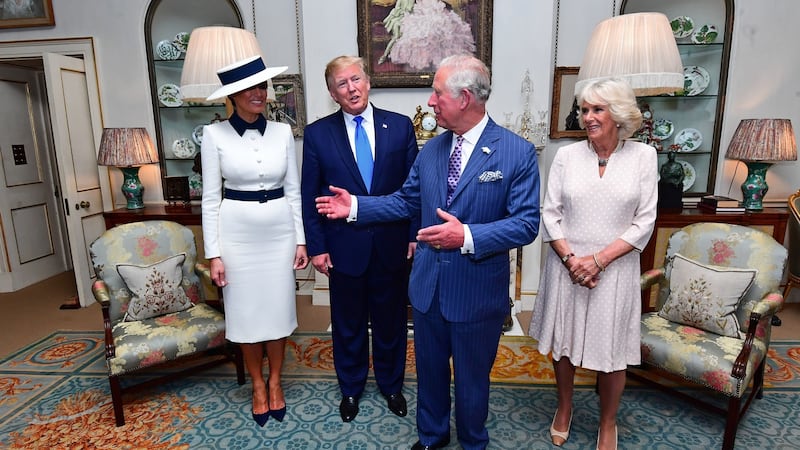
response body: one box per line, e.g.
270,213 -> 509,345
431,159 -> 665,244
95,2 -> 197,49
267,74 -> 306,138
0,0 -> 54,29
356,0 -> 493,88
549,66 -> 586,139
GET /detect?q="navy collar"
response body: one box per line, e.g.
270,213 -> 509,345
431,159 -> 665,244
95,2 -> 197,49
229,112 -> 266,136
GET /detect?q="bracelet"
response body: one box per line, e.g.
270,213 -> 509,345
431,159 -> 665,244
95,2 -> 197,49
592,253 -> 606,272
561,253 -> 574,264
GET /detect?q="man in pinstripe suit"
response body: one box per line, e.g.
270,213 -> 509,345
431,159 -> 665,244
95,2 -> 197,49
316,54 -> 540,450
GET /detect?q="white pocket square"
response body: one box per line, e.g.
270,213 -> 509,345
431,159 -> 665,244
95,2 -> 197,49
478,170 -> 503,183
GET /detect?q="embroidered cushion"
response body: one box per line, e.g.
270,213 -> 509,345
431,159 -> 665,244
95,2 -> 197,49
658,253 -> 756,338
117,253 -> 193,321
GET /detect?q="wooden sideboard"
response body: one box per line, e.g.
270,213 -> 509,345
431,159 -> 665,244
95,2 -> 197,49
640,207 -> 789,311
103,204 -> 201,228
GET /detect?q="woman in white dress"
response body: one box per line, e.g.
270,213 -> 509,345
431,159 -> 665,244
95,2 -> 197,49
528,78 -> 657,450
201,56 -> 308,427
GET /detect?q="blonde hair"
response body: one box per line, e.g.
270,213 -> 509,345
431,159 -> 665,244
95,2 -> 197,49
577,78 -> 642,138
324,55 -> 368,90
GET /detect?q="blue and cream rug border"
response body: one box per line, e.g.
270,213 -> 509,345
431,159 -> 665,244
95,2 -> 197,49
1,331 -> 799,449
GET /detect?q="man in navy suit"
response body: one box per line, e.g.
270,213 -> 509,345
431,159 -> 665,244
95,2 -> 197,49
301,55 -> 419,423
316,54 -> 541,450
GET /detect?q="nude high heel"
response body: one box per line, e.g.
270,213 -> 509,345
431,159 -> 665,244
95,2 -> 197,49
596,425 -> 618,450
549,408 -> 573,446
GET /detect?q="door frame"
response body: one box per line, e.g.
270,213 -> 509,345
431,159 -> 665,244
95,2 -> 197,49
0,37 -> 111,210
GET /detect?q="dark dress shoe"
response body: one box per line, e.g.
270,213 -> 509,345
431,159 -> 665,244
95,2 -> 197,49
269,406 -> 286,422
410,437 -> 450,450
339,396 -> 359,422
384,392 -> 408,417
252,411 -> 269,427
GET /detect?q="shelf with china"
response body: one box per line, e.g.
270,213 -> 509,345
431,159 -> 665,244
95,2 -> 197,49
144,0 -> 243,201
621,0 -> 732,198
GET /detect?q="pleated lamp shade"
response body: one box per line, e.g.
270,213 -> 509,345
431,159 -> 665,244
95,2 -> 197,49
97,127 -> 158,167
575,12 -> 684,97
725,119 -> 798,162
180,26 -> 275,103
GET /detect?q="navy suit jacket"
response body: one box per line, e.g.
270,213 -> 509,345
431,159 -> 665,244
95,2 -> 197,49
301,106 -> 419,276
358,118 -> 541,322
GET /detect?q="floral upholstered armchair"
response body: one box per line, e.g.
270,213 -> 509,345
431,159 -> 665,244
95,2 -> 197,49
630,222 -> 787,450
90,220 -> 244,426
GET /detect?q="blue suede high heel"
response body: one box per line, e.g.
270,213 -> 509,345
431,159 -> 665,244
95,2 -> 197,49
252,411 -> 269,427
270,407 -> 286,422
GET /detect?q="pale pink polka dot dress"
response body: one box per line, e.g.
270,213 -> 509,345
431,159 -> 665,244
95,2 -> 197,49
528,140 -> 658,372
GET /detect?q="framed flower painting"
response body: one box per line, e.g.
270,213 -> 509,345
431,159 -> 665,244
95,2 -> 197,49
357,0 -> 493,88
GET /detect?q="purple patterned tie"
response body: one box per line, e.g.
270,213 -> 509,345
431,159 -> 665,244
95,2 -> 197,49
447,135 -> 464,206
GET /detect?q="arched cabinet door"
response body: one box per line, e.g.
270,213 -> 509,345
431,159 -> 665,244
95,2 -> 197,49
144,0 -> 243,201
620,0 -> 733,198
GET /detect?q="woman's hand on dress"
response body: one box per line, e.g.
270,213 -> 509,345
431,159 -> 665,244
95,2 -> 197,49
294,245 -> 309,270
210,257 -> 227,287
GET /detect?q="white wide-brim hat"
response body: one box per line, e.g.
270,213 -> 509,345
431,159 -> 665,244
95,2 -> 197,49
206,55 -> 287,101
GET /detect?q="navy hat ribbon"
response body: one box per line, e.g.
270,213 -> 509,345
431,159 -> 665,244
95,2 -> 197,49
218,57 -> 266,85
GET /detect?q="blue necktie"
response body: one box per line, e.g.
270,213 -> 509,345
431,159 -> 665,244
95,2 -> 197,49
353,116 -> 373,192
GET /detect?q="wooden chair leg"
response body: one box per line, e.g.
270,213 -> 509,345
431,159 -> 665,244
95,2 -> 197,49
109,375 -> 125,427
754,357 -> 766,399
722,396 -> 741,450
231,343 -> 245,385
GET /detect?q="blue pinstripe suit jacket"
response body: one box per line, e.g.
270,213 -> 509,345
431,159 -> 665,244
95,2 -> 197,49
359,118 -> 541,322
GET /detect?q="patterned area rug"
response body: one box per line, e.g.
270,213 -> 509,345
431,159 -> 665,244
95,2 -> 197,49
1,331 -> 799,449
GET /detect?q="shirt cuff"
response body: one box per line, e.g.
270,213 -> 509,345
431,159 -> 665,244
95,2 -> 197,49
461,224 -> 474,254
347,196 -> 358,223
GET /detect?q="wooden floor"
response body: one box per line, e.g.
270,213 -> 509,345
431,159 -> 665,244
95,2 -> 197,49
1,270 -> 798,357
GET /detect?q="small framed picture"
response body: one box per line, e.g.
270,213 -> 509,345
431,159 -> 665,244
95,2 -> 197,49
164,176 -> 190,203
268,74 -> 306,138
0,0 -> 55,29
549,66 -> 586,139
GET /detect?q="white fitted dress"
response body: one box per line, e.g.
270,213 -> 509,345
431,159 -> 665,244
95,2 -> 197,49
528,140 -> 657,372
201,120 -> 304,343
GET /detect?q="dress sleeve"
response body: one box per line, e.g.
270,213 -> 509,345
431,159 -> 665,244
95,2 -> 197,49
541,144 -> 569,243
201,125 -> 222,258
619,144 -> 658,251
281,124 -> 306,245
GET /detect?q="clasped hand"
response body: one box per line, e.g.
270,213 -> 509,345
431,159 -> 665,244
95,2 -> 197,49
566,255 -> 600,289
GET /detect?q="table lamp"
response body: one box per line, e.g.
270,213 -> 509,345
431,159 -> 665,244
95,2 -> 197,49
725,119 -> 797,210
575,12 -> 684,97
97,127 -> 159,209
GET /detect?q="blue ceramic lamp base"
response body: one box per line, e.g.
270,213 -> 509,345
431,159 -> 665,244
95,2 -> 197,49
740,161 -> 771,211
120,166 -> 145,209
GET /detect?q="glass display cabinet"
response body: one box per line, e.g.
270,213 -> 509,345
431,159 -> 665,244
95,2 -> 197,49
144,0 -> 243,201
620,0 -> 733,198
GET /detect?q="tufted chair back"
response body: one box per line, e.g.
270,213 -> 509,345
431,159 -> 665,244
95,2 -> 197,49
655,222 -> 787,333
90,220 -> 202,323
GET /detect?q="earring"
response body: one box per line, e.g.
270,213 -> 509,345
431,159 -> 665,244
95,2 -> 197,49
616,123 -> 621,128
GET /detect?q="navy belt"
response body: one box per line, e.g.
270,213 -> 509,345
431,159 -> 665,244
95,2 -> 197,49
223,187 -> 284,203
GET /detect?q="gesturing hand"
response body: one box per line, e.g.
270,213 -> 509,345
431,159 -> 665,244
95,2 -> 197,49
315,185 -> 352,219
416,208 -> 464,250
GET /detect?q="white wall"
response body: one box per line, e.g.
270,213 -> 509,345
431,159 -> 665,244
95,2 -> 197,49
1,0 -> 795,204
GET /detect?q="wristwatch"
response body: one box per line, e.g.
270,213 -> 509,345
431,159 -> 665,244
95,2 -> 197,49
561,253 -> 574,264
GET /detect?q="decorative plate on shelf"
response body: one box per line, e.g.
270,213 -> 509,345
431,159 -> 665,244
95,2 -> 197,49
158,83 -> 182,107
192,124 -> 205,146
172,138 -> 196,159
675,128 -> 703,152
691,24 -> 718,44
678,160 -> 696,192
155,39 -> 180,60
173,32 -> 190,53
652,118 -> 674,140
683,66 -> 710,96
670,16 -> 695,38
